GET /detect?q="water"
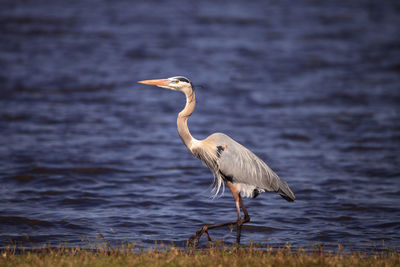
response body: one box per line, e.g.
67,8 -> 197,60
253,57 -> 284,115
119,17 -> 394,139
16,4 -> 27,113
1,0 -> 399,250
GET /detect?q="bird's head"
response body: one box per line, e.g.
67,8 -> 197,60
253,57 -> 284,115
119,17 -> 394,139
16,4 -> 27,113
138,76 -> 192,93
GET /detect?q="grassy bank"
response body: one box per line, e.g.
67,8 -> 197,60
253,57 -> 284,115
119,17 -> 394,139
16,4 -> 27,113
1,243 -> 398,267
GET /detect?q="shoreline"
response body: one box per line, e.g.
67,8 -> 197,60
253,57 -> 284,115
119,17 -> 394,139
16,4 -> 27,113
1,242 -> 398,267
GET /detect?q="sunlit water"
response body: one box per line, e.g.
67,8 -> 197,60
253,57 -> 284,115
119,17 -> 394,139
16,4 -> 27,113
0,0 -> 399,250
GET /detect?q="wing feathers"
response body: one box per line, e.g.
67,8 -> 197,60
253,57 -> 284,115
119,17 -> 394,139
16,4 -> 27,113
212,133 -> 295,200
277,180 -> 296,202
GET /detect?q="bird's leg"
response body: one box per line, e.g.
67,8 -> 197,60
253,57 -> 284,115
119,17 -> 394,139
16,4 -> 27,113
232,185 -> 243,244
188,182 -> 251,245
239,194 -> 250,224
235,194 -> 251,243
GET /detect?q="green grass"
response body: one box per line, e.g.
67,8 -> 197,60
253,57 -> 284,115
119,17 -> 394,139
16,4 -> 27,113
1,242 -> 398,267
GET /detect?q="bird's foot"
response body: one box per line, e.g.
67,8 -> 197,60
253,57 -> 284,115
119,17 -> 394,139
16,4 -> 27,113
188,225 -> 212,246
238,216 -> 250,226
188,218 -> 250,246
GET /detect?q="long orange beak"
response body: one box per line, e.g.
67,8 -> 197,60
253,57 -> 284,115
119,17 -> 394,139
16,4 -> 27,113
138,79 -> 169,86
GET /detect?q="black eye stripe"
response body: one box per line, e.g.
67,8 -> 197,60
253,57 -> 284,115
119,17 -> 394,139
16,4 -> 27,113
176,77 -> 190,83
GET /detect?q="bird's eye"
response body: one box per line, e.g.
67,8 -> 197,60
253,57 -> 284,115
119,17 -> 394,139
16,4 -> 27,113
175,80 -> 179,84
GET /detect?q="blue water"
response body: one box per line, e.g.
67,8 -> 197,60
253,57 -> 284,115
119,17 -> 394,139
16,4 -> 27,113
0,0 -> 399,250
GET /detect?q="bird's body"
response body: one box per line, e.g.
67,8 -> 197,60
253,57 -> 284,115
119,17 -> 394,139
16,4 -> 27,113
138,76 -> 295,244
192,132 -> 295,200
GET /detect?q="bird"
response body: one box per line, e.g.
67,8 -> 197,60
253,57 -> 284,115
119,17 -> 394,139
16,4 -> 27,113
138,76 -> 295,244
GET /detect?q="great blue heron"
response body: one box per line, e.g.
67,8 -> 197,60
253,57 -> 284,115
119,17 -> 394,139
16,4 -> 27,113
138,76 -> 295,244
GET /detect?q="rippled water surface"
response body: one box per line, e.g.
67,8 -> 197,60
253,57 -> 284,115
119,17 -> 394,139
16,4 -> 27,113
1,0 -> 399,250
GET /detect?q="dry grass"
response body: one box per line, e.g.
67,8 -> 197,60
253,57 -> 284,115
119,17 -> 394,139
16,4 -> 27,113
0,242 -> 398,267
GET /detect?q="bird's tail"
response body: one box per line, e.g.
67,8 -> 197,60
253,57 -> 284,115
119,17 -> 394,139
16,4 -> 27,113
277,180 -> 295,202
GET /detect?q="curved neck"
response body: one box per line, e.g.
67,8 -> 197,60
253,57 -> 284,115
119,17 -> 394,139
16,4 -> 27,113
177,88 -> 197,150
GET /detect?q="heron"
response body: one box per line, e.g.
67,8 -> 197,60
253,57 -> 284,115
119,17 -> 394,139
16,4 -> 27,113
138,76 -> 295,244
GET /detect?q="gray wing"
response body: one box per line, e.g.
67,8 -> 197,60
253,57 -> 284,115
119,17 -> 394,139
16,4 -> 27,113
210,133 -> 295,201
